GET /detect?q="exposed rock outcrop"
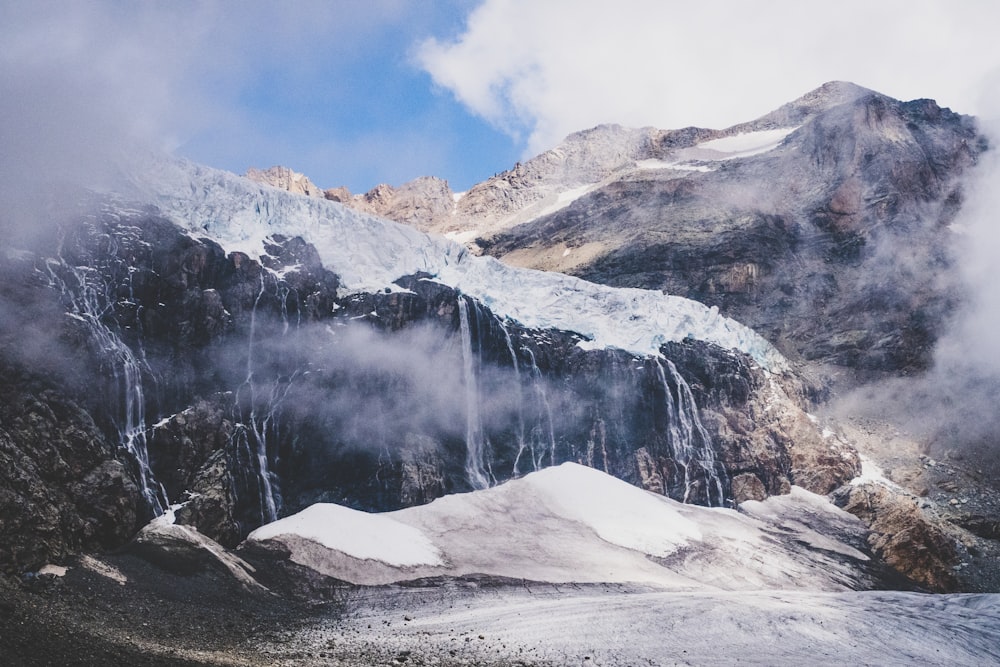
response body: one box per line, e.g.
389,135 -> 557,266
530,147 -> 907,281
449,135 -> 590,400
246,166 -> 325,198
0,375 -> 143,574
835,482 -> 959,592
128,513 -> 266,592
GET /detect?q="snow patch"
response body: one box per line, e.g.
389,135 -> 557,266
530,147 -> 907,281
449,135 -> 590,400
739,486 -> 870,562
522,464 -> 701,556
695,127 -> 798,157
248,503 -> 444,567
444,229 -> 480,244
851,455 -> 904,491
525,183 -> 597,221
635,159 -> 715,173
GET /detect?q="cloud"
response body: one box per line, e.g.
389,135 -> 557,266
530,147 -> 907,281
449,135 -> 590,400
930,113 -> 1000,384
419,0 -> 1000,156
827,112 -> 1000,469
0,0 -> 450,202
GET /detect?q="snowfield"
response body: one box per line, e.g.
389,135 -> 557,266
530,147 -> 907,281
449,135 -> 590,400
247,463 -> 876,590
246,463 -> 1000,666
696,127 -> 799,156
665,126 -> 799,167
125,156 -> 789,371
277,586 -> 1000,667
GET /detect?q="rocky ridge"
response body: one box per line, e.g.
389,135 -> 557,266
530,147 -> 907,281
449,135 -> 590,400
273,82 -> 985,377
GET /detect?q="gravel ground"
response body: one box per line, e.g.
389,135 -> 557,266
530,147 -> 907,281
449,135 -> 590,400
6,565 -> 998,667
0,553 -> 321,666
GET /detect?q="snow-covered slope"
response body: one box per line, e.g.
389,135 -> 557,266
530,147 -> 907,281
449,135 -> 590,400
289,587 -> 1000,667
246,463 -> 875,590
125,156 -> 788,371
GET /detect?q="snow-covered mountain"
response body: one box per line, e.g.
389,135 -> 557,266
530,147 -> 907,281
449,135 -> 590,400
310,82 -> 984,376
1,81 -> 999,666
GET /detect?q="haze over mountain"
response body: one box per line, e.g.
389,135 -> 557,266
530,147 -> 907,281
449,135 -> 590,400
275,82 -> 980,373
2,82 -> 1000,665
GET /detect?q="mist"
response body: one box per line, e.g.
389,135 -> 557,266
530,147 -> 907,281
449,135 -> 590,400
832,115 -> 1000,471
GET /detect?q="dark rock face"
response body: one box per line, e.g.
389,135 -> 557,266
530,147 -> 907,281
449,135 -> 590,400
0,208 -> 344,558
148,396 -> 242,546
0,204 -> 852,571
0,375 -> 143,574
482,88 -> 986,375
273,285 -> 856,515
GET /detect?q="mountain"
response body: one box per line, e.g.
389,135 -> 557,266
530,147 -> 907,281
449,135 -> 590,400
315,82 -> 985,375
1,82 -> 999,665
2,157 -> 848,568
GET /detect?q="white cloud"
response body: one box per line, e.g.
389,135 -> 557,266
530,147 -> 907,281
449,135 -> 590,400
419,0 -> 1000,155
0,0 -> 422,197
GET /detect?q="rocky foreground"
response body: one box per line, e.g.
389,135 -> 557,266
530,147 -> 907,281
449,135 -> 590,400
2,420 -> 999,666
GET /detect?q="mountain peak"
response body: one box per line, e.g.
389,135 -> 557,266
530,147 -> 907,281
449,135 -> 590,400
797,81 -> 875,107
736,81 -> 876,131
245,165 -> 325,198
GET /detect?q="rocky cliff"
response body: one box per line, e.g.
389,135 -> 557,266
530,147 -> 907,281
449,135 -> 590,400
0,202 -> 846,571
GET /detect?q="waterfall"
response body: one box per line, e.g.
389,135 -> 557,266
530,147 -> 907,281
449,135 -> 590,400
522,346 -> 557,469
458,298 -> 491,490
653,359 -> 726,506
233,269 -> 285,524
44,258 -> 166,515
496,318 -> 528,477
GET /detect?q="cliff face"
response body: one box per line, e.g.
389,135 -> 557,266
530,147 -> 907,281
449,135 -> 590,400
0,208 -> 844,569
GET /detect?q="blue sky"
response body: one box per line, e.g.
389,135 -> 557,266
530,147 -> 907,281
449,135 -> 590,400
3,1 -> 1000,196
171,1 -> 522,192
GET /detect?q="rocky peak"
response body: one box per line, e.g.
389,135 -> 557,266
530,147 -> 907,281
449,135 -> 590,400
365,176 -> 456,232
475,86 -> 984,376
753,81 -> 875,128
245,166 -> 324,198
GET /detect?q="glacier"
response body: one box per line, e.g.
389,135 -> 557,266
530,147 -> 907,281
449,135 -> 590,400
125,155 -> 789,372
